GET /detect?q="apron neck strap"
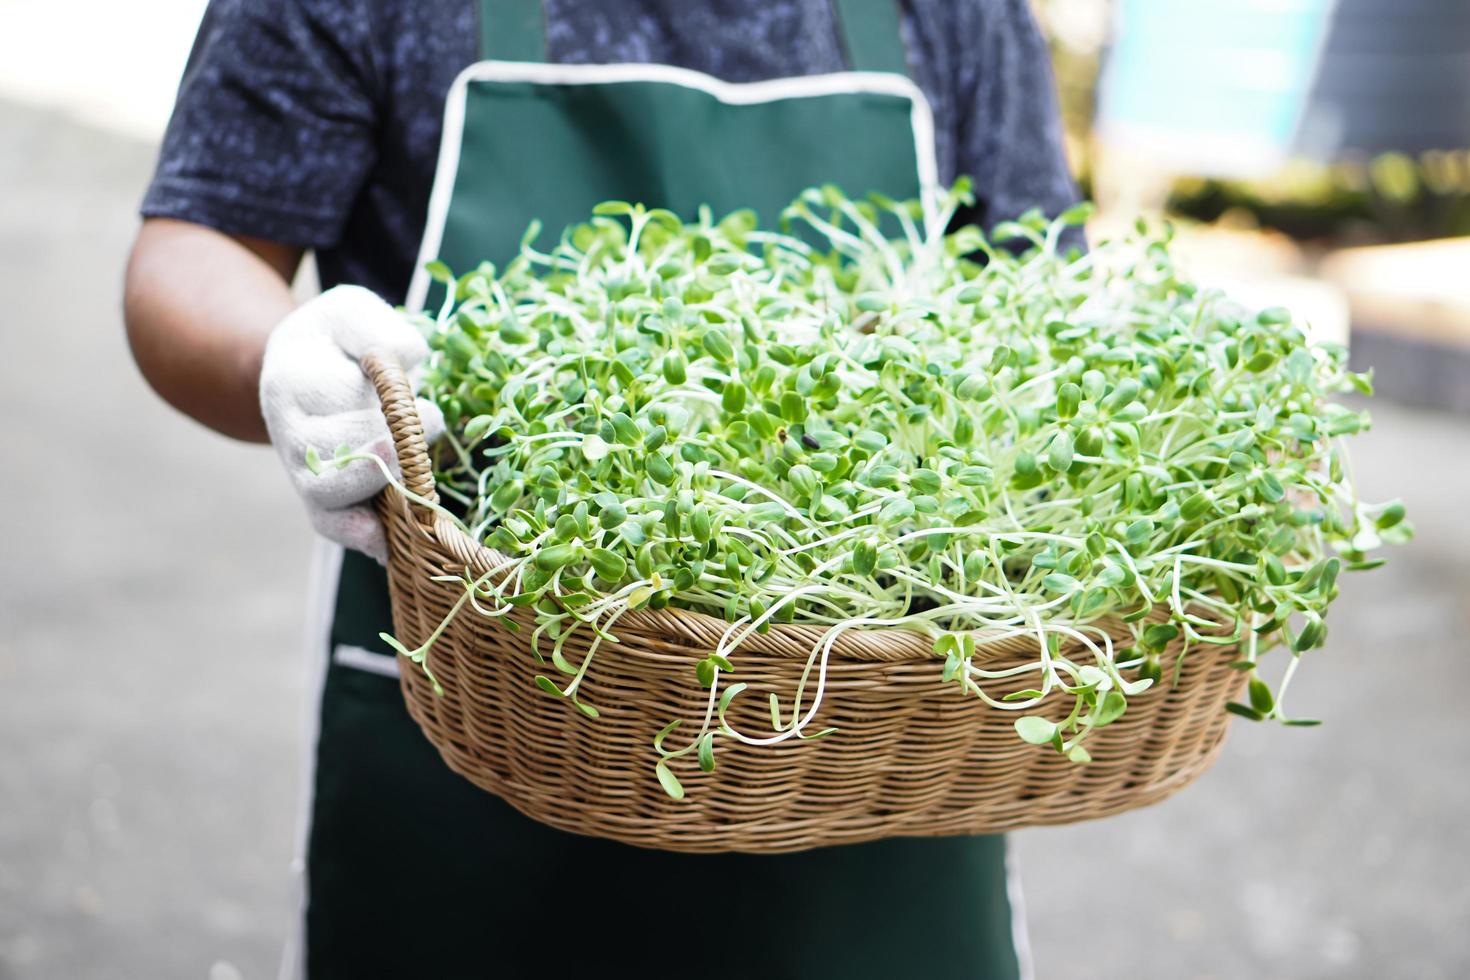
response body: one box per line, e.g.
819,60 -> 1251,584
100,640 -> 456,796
479,0 -> 547,62
832,0 -> 910,77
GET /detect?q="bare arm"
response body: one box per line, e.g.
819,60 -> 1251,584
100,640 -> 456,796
124,218 -> 304,442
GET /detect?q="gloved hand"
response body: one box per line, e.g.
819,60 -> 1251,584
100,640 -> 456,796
260,285 -> 445,563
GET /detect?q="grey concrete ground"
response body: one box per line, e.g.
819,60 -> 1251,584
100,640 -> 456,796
1,101 -> 1466,980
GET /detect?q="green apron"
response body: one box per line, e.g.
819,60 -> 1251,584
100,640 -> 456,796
295,2 -> 1030,977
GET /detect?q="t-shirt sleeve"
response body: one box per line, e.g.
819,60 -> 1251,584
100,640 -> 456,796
949,0 -> 1081,230
140,0 -> 380,248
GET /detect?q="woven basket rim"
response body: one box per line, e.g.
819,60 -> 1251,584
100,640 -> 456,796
385,488 -> 1155,667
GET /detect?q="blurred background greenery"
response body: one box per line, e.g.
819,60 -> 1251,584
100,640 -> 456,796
1032,0 -> 1470,411
1037,0 -> 1470,245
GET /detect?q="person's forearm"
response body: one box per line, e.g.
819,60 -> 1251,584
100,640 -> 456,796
124,218 -> 303,442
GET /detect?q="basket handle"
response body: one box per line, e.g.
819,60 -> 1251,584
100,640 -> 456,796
361,349 -> 440,508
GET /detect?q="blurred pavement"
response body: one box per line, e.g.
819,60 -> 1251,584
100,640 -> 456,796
1,100 -> 1467,980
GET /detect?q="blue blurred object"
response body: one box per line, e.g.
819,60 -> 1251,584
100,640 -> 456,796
1098,0 -> 1338,177
1099,0 -> 1470,177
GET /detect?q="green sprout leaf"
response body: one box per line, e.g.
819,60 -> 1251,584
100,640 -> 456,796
697,733 -> 716,773
655,761 -> 685,800
1015,716 -> 1058,745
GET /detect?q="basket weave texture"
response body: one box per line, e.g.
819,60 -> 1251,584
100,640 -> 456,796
363,352 -> 1243,854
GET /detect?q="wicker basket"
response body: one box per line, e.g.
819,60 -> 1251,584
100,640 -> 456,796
363,351 -> 1243,854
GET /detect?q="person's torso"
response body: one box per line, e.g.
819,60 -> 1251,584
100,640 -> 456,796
322,0 -> 978,302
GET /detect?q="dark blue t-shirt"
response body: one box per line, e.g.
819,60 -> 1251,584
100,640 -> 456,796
142,0 -> 1078,304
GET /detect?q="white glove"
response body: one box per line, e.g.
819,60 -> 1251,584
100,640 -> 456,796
260,285 -> 445,563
